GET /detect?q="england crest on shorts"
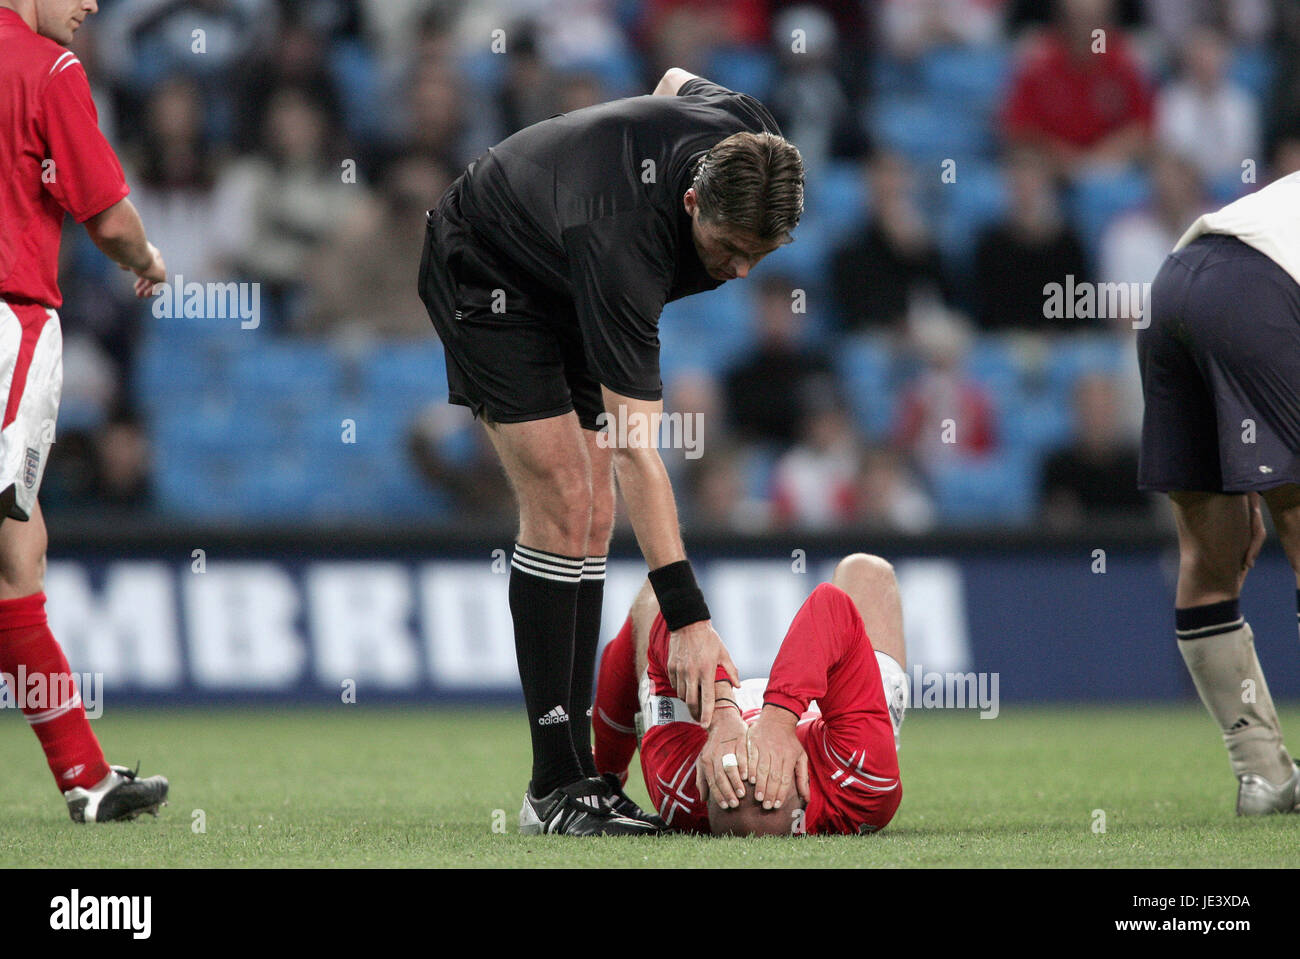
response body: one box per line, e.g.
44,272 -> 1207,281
23,447 -> 39,488
657,697 -> 674,726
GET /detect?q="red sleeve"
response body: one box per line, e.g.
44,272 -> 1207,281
771,583 -> 902,836
763,582 -> 863,718
38,59 -> 130,223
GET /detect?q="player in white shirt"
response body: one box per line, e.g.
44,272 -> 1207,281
1139,171 -> 1300,815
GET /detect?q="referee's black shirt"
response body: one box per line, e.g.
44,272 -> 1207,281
449,77 -> 783,400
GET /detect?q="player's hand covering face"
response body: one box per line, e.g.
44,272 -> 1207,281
696,704 -> 749,808
746,705 -> 810,811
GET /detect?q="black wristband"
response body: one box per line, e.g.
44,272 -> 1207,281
648,560 -> 711,632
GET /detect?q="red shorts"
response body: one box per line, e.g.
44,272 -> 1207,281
638,583 -> 902,835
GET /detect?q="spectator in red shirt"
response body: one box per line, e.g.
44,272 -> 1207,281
1001,0 -> 1154,178
894,304 -> 997,470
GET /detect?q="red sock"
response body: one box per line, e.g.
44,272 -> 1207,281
593,616 -> 641,783
0,592 -> 109,791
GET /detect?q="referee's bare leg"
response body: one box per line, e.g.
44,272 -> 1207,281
483,412 -> 632,816
1169,489 -> 1298,813
485,413 -> 592,792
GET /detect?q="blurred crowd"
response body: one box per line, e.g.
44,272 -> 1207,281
45,0 -> 1300,534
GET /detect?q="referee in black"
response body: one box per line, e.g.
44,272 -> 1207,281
1139,169 -> 1300,815
419,69 -> 804,835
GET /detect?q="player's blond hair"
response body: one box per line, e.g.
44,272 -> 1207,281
692,131 -> 804,243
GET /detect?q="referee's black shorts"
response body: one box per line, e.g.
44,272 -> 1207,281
417,183 -> 604,431
1138,233 -> 1300,493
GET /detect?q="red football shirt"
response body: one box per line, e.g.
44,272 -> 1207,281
1002,30 -> 1154,150
0,8 -> 129,308
639,583 -> 901,835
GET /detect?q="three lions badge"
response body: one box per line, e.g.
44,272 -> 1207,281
23,447 -> 39,488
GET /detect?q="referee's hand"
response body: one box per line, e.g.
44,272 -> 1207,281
667,620 -> 738,727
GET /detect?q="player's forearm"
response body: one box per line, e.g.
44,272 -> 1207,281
84,198 -> 153,273
612,446 -> 688,570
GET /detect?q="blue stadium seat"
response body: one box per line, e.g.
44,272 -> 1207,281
707,47 -> 774,100
1228,46 -> 1276,100
758,215 -> 830,293
871,95 -> 995,163
999,394 -> 1072,453
920,45 -> 1012,113
963,337 -> 1020,396
457,49 -> 506,94
870,96 -> 946,160
871,57 -> 923,98
936,159 -> 1007,272
929,449 -> 1037,526
229,342 -> 345,401
835,336 -> 894,441
807,160 -> 869,245
360,343 -> 448,401
1044,335 -> 1128,396
329,38 -> 383,142
741,445 -> 778,501
660,282 -> 751,378
560,49 -> 641,97
1068,169 -> 1151,257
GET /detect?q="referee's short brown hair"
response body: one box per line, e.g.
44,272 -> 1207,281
692,132 -> 804,244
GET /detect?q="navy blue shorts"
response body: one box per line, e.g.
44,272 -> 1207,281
1138,233 -> 1300,492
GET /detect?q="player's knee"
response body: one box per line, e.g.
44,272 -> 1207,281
1177,541 -> 1241,591
541,465 -> 593,519
834,553 -> 896,592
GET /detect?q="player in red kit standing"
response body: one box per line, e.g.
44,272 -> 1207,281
0,0 -> 169,822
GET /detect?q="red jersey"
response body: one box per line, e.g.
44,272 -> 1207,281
0,9 -> 129,308
639,582 -> 901,835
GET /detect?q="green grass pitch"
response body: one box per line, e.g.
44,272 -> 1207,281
3,704 -> 1299,868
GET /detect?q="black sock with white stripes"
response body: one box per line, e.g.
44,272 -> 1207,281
509,543 -> 583,796
569,556 -> 606,779
1174,598 -> 1242,639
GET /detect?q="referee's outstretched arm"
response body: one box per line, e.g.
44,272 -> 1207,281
602,385 -> 739,727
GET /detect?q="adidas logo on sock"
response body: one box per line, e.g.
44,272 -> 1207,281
538,706 -> 570,726
1229,717 -> 1251,732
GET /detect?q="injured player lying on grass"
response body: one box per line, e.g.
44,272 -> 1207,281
593,553 -> 909,836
